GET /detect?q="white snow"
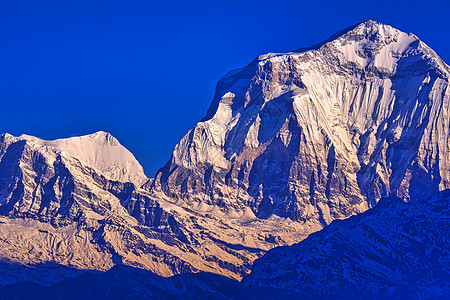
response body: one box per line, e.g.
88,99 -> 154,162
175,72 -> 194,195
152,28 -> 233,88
16,131 -> 147,185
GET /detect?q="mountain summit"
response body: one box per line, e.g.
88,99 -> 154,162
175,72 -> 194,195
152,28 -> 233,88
0,21 -> 449,290
152,20 -> 450,229
11,131 -> 148,185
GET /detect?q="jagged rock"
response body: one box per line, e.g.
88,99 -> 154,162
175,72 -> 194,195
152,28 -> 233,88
153,20 -> 450,232
1,20 -> 449,288
0,132 -> 303,281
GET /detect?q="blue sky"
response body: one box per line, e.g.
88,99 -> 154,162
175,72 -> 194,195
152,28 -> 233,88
1,0 -> 449,176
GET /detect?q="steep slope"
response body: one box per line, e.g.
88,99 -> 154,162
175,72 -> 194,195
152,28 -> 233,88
0,132 -> 195,275
2,193 -> 448,299
152,20 -> 450,233
1,20 -> 450,287
244,191 -> 450,299
15,131 -> 148,186
0,132 -> 304,281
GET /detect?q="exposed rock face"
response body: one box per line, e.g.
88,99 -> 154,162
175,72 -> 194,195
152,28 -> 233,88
0,132 -> 195,275
153,21 -> 450,229
0,132 -> 153,223
0,132 -> 304,281
1,193 -> 448,299
12,131 -> 148,186
1,20 -> 449,287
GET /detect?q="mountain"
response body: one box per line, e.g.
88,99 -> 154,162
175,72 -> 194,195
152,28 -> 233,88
152,20 -> 450,233
244,191 -> 450,299
0,264 -> 289,300
0,131 -> 146,219
13,131 -> 148,186
2,192 -> 447,299
0,20 -> 449,295
0,131 -> 185,277
0,131 -> 303,282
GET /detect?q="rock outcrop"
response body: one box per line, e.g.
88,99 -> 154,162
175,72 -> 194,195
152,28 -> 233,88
153,21 -> 450,231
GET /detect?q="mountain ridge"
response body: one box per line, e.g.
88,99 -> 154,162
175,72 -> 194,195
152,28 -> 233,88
244,191 -> 450,298
1,131 -> 148,186
0,20 -> 449,295
0,131 -> 305,281
152,19 -> 450,229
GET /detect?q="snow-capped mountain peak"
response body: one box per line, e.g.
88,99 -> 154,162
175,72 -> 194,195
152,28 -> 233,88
258,20 -> 428,73
6,131 -> 147,185
0,21 -> 449,294
153,20 -> 450,230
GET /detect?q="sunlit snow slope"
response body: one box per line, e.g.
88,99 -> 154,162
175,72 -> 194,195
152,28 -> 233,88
153,20 -> 450,233
1,20 -> 449,287
0,131 -> 303,281
16,131 -> 148,186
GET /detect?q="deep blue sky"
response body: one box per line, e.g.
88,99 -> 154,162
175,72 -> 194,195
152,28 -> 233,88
1,0 -> 449,177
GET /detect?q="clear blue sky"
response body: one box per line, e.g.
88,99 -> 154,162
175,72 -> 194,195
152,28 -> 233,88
1,0 -> 449,177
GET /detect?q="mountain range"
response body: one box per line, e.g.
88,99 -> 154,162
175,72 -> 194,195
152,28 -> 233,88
0,20 -> 449,298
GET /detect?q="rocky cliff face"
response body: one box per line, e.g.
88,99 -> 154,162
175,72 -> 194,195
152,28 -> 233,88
0,132 -> 193,276
1,20 -> 449,288
153,21 -> 450,231
0,132 -> 305,281
0,132 -> 147,220
12,131 -> 149,186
